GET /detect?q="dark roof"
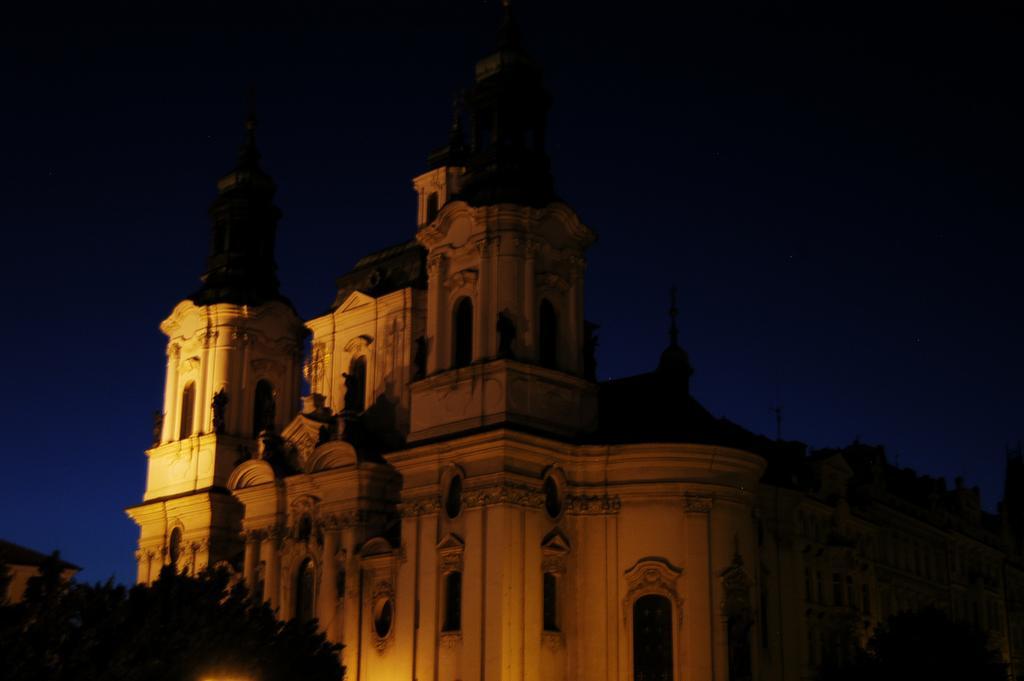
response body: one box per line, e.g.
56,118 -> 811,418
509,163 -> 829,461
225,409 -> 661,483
0,539 -> 80,571
330,240 -> 427,310
590,365 -> 806,479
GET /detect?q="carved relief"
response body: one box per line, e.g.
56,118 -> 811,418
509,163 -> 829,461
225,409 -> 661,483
537,271 -> 570,292
399,495 -> 442,518
683,494 -> 713,514
437,533 -> 465,574
623,557 -> 684,626
445,268 -> 479,290
462,482 -> 545,509
564,493 -> 621,515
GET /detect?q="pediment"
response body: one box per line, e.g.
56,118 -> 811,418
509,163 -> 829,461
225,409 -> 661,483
541,528 -> 571,555
436,533 -> 465,552
337,291 -> 376,314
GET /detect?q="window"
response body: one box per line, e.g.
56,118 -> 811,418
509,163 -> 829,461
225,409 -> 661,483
252,379 -> 275,437
452,298 -> 473,368
345,356 -> 367,413
374,598 -> 394,639
805,567 -> 813,602
426,192 -> 439,223
543,476 -> 561,519
445,475 -> 463,519
633,595 -> 672,681
295,558 -> 316,622
179,382 -> 196,439
543,572 -> 558,631
832,573 -> 843,606
816,571 -> 823,603
862,583 -> 871,615
168,527 -> 183,566
297,515 -> 313,543
538,299 -> 558,369
728,610 -> 754,681
443,571 -> 462,631
846,576 -> 855,608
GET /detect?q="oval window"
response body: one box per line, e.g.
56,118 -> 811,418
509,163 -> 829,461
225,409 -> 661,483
374,598 -> 394,639
168,526 -> 183,565
445,475 -> 463,519
544,477 -> 561,518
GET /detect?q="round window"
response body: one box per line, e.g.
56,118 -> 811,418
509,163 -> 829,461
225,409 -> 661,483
544,477 -> 561,518
374,598 -> 394,639
445,475 -> 463,519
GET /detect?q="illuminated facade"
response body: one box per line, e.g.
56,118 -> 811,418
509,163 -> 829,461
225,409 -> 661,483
127,11 -> 1024,681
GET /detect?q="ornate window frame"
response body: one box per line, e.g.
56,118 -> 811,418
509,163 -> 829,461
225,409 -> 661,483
623,557 -> 685,681
541,529 -> 570,648
438,533 -> 465,647
361,537 -> 398,653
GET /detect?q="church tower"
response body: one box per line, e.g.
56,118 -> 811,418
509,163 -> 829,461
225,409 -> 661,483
408,6 -> 597,442
126,116 -> 306,584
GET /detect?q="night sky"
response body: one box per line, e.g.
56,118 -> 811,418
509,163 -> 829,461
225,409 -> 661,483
1,1 -> 1020,584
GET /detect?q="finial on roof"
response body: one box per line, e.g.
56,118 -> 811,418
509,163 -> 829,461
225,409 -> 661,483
496,0 -> 520,49
657,285 -> 693,379
238,86 -> 261,168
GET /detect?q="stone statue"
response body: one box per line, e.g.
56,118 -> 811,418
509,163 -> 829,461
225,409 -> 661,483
413,336 -> 428,380
342,371 -> 360,413
496,310 -> 516,359
152,411 -> 164,446
211,388 -> 229,434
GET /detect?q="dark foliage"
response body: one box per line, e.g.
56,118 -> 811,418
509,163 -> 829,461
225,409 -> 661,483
0,557 -> 342,681
822,607 -> 1007,681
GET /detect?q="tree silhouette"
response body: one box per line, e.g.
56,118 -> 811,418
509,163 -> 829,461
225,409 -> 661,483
822,607 -> 1007,681
0,562 -> 342,681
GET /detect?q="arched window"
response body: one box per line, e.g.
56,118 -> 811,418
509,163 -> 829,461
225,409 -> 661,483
538,299 -> 558,369
633,594 -> 673,681
443,571 -> 462,631
543,572 -> 558,631
168,526 -> 183,567
452,298 -> 473,368
295,558 -> 316,622
179,382 -> 196,439
345,356 -> 367,413
426,192 -> 440,223
252,380 -> 275,437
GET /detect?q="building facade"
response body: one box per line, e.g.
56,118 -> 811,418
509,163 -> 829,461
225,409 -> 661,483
126,12 -> 1024,681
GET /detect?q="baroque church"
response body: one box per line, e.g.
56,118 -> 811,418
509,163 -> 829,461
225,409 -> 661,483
127,10 -> 1024,681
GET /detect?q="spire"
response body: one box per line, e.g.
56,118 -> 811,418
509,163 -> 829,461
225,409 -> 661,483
496,0 -> 520,50
658,286 -> 694,381
446,1 -> 556,207
191,101 -> 284,308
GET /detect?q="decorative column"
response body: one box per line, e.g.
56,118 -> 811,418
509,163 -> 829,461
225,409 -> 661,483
522,238 -> 539,359
319,521 -> 340,639
426,253 -> 446,374
161,344 -> 181,443
340,524 -> 360,675
211,323 -> 233,433
473,237 -> 493,361
566,255 -> 585,375
196,324 -> 214,435
243,531 -> 261,586
683,494 -> 714,681
262,530 -> 283,611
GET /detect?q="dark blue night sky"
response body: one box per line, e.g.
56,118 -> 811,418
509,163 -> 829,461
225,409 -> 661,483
1,1 -> 1020,583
